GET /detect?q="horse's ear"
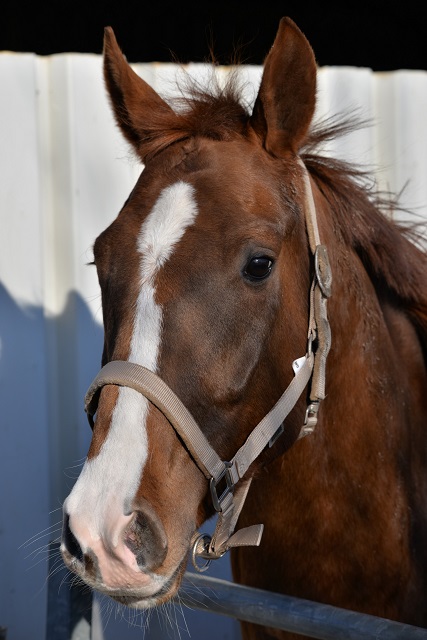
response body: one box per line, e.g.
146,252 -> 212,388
103,27 -> 174,157
249,18 -> 317,156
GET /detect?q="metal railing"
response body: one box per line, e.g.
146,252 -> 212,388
47,543 -> 427,640
178,573 -> 427,640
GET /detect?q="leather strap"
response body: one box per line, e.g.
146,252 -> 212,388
84,351 -> 314,556
298,158 -> 332,409
85,360 -> 224,481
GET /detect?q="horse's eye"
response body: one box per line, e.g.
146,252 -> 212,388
244,256 -> 274,281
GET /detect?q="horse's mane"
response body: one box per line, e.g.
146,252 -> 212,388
139,71 -> 249,160
300,123 -> 427,340
143,71 -> 427,340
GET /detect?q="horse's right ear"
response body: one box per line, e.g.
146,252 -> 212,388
249,18 -> 317,156
103,27 -> 174,157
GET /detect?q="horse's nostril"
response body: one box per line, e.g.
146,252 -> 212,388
62,513 -> 84,563
124,505 -> 168,570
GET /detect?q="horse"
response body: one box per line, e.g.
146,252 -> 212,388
60,17 -> 427,639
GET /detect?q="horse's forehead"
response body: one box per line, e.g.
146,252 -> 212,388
148,137 -> 284,205
96,139 -> 290,267
192,138 -> 283,191
163,143 -> 285,221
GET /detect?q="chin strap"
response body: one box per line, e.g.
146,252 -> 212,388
83,158 -> 332,570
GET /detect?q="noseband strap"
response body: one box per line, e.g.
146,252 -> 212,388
85,352 -> 314,561
83,159 -> 331,568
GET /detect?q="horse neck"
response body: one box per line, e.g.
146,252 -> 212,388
233,176 -> 427,615
256,179 -> 423,499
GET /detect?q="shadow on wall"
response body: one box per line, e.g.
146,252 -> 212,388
0,284 -> 105,504
0,282 -> 239,640
0,282 -> 103,640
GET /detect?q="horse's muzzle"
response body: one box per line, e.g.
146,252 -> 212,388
61,500 -> 171,595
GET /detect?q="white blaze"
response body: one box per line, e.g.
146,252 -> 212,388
64,181 -> 198,546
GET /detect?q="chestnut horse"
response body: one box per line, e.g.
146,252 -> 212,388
61,17 -> 427,639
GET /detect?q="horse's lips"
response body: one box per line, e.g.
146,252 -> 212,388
102,562 -> 185,608
62,540 -> 186,608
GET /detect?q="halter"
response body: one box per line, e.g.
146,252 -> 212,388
84,159 -> 332,571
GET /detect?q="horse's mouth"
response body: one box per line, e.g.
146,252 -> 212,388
62,543 -> 187,610
105,562 -> 185,609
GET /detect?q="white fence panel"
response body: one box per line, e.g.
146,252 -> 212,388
1,53 -> 426,640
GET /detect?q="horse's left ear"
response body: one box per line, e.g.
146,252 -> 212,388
249,18 -> 317,156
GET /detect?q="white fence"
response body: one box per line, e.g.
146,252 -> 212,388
1,52 -> 427,640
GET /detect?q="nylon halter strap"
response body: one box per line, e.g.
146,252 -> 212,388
83,158 -> 332,571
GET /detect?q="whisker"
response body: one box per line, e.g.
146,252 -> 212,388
170,602 -> 182,640
180,574 -> 220,608
58,568 -> 75,593
19,520 -> 63,549
104,597 -> 114,628
175,595 -> 190,637
23,530 -> 63,558
46,559 -> 67,582
26,549 -> 60,573
63,458 -> 86,479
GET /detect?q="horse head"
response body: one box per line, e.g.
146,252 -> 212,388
61,18 -> 324,607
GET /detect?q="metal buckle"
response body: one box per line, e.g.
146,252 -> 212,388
300,401 -> 319,437
191,533 -> 212,572
210,462 -> 234,513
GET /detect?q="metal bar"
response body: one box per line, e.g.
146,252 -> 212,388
178,573 -> 427,640
46,542 -> 92,640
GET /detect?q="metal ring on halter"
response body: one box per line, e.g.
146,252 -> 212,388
191,533 -> 213,573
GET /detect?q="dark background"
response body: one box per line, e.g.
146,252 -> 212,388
2,1 -> 427,70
